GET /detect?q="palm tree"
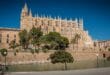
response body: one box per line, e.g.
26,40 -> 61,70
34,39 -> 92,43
71,38 -> 76,50
29,26 -> 43,53
75,34 -> 81,50
19,29 -> 30,50
71,34 -> 80,50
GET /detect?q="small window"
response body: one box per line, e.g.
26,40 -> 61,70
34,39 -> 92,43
7,39 -> 9,43
14,34 -> 16,38
7,34 -> 9,38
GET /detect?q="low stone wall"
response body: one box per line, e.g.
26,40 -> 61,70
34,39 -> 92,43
0,50 -> 106,65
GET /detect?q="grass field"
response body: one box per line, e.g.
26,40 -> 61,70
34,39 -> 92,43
7,59 -> 110,72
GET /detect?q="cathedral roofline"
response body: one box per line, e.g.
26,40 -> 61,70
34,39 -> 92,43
0,27 -> 20,31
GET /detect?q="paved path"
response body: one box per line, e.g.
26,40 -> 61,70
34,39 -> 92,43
6,67 -> 110,75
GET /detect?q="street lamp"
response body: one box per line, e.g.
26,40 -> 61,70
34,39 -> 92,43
4,51 -> 7,68
96,53 -> 99,68
0,48 -> 8,72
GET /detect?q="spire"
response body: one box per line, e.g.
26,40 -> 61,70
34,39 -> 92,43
59,16 -> 61,20
59,16 -> 61,27
35,14 -> 37,18
29,9 -> 32,17
57,16 -> 60,19
40,14 -> 43,19
54,16 -> 57,20
49,15 -> 52,19
21,2 -> 28,17
47,15 -> 49,19
23,3 -> 28,12
69,18 -> 72,22
64,18 -> 67,22
75,18 -> 78,22
37,13 -> 39,18
42,14 -> 45,18
35,13 -> 39,18
64,18 -> 67,25
79,18 -> 83,30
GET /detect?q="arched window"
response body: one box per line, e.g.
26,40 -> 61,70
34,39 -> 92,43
14,34 -> 16,43
6,34 -> 9,43
7,34 -> 9,38
7,39 -> 9,43
14,34 -> 16,38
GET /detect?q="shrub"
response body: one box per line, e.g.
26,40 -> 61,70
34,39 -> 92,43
108,48 -> 110,51
30,49 -> 34,54
42,49 -> 48,53
107,56 -> 110,61
35,49 -> 39,53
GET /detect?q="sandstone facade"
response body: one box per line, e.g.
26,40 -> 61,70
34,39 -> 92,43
94,40 -> 110,51
0,28 -> 20,49
0,3 -> 93,49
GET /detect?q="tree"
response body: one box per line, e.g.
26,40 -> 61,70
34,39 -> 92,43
50,50 -> 74,70
9,40 -> 19,56
0,48 -> 8,71
59,36 -> 69,50
29,26 -> 43,52
40,35 -> 51,52
42,32 -> 69,50
19,29 -> 30,49
71,34 -> 80,50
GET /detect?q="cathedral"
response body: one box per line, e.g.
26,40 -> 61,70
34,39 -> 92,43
0,3 -> 93,49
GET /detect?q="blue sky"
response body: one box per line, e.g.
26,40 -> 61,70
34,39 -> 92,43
0,0 -> 110,40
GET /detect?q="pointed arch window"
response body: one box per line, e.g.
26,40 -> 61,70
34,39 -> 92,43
7,39 -> 9,43
6,34 -> 9,43
14,34 -> 16,43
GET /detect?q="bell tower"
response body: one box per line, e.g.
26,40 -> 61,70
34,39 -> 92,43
20,3 -> 29,30
21,3 -> 28,18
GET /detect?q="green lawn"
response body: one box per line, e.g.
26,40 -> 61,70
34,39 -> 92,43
7,59 -> 110,72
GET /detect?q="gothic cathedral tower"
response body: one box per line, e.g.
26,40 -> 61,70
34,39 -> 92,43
20,3 -> 33,32
20,3 -> 28,30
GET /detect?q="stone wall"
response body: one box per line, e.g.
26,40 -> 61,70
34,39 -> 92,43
0,50 -> 106,65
